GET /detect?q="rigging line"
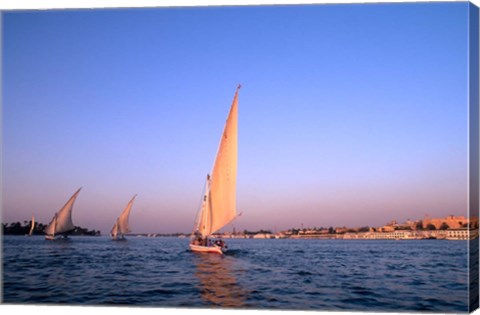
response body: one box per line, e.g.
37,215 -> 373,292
192,175 -> 208,231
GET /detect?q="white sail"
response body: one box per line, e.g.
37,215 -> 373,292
111,222 -> 119,239
197,86 -> 239,238
28,215 -> 35,236
197,177 -> 212,237
111,194 -> 137,238
44,187 -> 82,237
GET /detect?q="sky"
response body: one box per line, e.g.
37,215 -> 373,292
2,1 -> 472,234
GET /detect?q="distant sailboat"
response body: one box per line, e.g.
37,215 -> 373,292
44,188 -> 82,240
111,194 -> 137,240
189,85 -> 241,254
25,215 -> 35,237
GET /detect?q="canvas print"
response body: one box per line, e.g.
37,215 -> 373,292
1,1 -> 479,313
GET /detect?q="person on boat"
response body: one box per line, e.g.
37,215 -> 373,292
192,236 -> 202,246
191,230 -> 203,245
214,239 -> 225,248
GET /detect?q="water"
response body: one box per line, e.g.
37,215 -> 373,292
2,236 -> 470,312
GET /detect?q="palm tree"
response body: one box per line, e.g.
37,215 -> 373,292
439,222 -> 450,230
426,223 -> 436,230
415,220 -> 423,230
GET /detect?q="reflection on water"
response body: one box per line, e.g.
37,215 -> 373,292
2,237 -> 469,311
193,253 -> 249,307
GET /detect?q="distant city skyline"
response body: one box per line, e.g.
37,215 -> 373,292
2,211 -> 472,235
2,2 -> 470,234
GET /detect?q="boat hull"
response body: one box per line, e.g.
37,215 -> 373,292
45,234 -> 69,241
111,237 -> 127,241
189,243 -> 223,254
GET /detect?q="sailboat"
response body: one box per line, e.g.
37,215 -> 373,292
44,187 -> 82,240
110,194 -> 137,240
25,215 -> 35,237
189,85 -> 241,254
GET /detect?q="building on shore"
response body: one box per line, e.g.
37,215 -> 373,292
422,215 -> 469,230
189,215 -> 479,240
328,228 -> 477,240
253,233 -> 274,239
446,228 -> 474,240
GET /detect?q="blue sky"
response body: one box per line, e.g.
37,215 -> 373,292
2,2 -> 470,233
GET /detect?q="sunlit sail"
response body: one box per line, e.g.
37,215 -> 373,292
111,194 -> 137,240
28,215 -> 35,236
190,85 -> 241,254
25,214 -> 36,237
44,187 -> 82,240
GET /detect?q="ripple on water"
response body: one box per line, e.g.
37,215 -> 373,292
2,237 -> 470,312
